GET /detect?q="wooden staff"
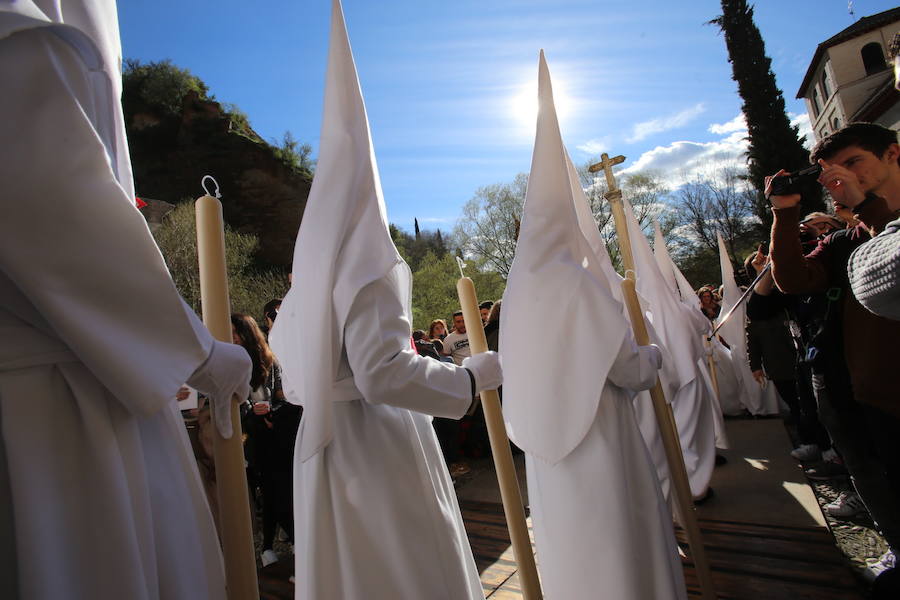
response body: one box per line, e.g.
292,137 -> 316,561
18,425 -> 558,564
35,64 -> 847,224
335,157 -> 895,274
195,178 -> 260,600
456,265 -> 543,600
705,337 -> 722,406
590,154 -> 717,600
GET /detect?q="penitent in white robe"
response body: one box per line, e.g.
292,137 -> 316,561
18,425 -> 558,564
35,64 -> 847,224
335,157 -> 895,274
527,338 -> 688,600
292,268 -> 484,600
0,9 -> 225,600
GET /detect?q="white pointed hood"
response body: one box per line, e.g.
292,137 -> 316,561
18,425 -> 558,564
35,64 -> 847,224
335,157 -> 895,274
653,222 -> 713,335
500,51 -> 628,465
622,199 -> 700,389
716,232 -> 773,415
270,0 -> 403,462
652,223 -> 678,296
715,232 -> 745,352
0,0 -> 135,199
655,222 -> 710,336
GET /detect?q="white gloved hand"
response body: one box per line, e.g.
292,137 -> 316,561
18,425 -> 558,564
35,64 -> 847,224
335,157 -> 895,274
640,344 -> 663,370
462,351 -> 503,392
187,340 -> 252,438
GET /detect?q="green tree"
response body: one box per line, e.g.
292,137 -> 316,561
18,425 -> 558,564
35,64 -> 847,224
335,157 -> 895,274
453,174 -> 528,278
391,223 -> 452,272
712,0 -> 822,228
408,252 -> 505,331
151,203 -> 289,321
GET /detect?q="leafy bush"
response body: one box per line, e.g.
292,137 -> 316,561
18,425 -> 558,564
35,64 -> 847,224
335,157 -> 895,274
123,59 -> 209,116
273,131 -> 315,177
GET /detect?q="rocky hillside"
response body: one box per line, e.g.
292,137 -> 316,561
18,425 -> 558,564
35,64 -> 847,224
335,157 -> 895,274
123,61 -> 310,269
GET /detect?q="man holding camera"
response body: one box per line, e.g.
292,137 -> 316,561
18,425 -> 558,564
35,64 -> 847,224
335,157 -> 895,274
766,122 -> 900,583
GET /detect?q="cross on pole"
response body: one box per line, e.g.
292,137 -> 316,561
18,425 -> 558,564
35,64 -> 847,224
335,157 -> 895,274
589,153 -> 635,273
589,152 -> 625,195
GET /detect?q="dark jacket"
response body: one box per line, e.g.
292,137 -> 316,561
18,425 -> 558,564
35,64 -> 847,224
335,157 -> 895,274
770,198 -> 900,417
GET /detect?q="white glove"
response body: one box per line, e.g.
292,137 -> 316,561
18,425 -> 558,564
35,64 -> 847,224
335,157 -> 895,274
640,344 -> 663,370
187,340 -> 252,438
463,351 -> 503,392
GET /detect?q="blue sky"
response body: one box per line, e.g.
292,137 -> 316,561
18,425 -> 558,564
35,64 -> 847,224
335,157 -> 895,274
119,0 -> 897,232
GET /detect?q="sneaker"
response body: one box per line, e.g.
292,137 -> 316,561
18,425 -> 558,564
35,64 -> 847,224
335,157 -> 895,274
261,549 -> 279,567
824,491 -> 866,519
790,444 -> 821,462
804,458 -> 847,481
865,550 -> 896,582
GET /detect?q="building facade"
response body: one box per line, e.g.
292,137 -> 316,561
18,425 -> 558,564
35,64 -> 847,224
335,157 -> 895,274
797,8 -> 900,142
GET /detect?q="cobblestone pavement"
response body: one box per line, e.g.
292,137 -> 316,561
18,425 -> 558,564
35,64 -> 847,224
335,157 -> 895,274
810,477 -> 888,574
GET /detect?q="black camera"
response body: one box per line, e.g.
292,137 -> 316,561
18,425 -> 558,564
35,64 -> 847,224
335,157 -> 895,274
769,165 -> 822,196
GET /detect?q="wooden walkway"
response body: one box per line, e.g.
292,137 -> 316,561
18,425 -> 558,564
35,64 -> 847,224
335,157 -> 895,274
257,419 -> 868,598
461,498 -> 864,599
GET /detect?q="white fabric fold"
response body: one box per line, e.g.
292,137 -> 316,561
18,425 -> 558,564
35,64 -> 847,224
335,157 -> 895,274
652,222 -> 729,449
269,0 -> 403,462
621,204 -> 716,497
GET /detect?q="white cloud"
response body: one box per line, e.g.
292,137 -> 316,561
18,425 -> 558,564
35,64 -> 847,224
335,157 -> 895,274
576,136 -> 613,155
418,217 -> 453,224
601,109 -> 812,189
708,113 -> 746,135
627,103 -> 706,143
789,112 -> 814,149
621,128 -> 749,186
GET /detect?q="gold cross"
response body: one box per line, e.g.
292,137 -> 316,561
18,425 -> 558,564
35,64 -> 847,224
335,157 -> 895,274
588,153 -> 625,194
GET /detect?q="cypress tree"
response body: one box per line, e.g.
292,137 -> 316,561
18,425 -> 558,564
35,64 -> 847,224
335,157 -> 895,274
712,0 -> 823,229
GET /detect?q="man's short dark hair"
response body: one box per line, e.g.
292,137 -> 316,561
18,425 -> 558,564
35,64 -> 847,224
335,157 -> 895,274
810,122 -> 899,166
452,310 -> 463,318
412,330 -> 426,341
479,301 -> 494,310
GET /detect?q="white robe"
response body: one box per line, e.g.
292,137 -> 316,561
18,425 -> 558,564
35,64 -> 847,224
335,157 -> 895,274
710,339 -> 747,416
527,338 -> 688,600
293,271 -> 483,600
0,21 -> 225,600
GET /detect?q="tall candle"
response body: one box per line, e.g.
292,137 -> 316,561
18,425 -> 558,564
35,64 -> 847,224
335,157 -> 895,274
456,275 -> 543,600
196,193 -> 260,600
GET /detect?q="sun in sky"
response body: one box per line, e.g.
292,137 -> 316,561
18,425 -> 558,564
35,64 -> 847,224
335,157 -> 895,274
509,73 -> 574,133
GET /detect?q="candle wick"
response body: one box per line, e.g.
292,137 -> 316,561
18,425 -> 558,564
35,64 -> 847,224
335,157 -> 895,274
456,256 -> 467,279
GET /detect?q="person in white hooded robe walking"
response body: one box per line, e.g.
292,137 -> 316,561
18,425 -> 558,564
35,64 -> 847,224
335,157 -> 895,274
268,2 -> 501,599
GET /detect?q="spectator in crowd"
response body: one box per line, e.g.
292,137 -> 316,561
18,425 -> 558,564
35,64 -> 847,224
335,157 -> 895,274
428,318 -> 448,341
434,311 -> 475,476
767,121 -> 900,583
845,36 -> 900,323
479,300 -> 494,325
744,248 -> 831,466
698,287 -> 721,321
484,300 -> 502,353
442,311 -> 472,365
261,298 -> 282,336
232,313 -> 301,568
413,329 -> 442,360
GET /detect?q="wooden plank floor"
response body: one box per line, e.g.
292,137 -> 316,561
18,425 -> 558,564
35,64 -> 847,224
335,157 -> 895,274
461,499 -> 865,599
